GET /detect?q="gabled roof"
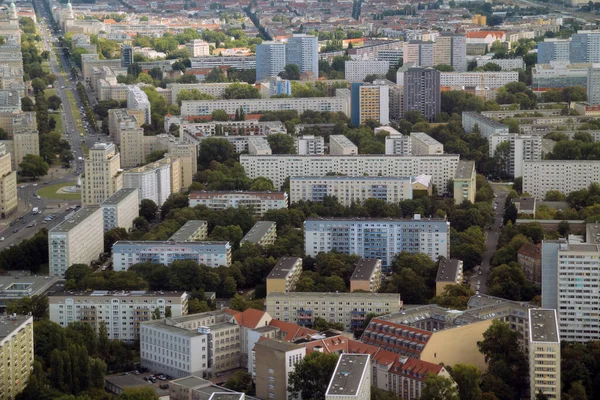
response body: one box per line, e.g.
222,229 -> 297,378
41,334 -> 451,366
391,357 -> 443,381
268,319 -> 317,341
225,308 -> 269,329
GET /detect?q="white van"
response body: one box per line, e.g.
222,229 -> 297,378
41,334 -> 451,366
32,207 -> 39,215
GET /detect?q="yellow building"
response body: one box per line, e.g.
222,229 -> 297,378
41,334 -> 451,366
350,259 -> 382,292
435,259 -> 464,296
266,257 -> 303,295
472,14 -> 487,26
453,160 -> 476,204
528,309 -> 561,399
356,84 -> 389,125
81,142 -> 124,206
0,143 -> 17,218
0,315 -> 34,398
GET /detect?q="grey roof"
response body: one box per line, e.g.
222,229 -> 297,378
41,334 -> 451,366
267,257 -> 301,279
290,176 -> 411,182
351,259 -> 380,281
436,259 -> 462,282
586,223 -> 600,244
100,188 -> 138,206
49,207 -> 100,234
514,197 -> 536,212
455,160 -> 475,180
105,372 -> 170,396
0,274 -> 59,300
304,216 -> 447,223
529,309 -> 559,343
267,292 -> 401,301
463,111 -> 508,128
326,354 -> 370,397
254,338 -> 304,353
240,221 -> 276,244
0,315 -> 32,341
168,220 -> 208,241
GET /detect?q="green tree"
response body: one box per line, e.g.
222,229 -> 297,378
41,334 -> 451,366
151,307 -> 161,320
145,149 -> 167,163
288,352 -> 339,400
165,306 -> 172,318
224,371 -> 254,394
22,96 -> 34,111
566,381 -> 587,400
19,154 -> 49,178
104,227 -> 129,252
434,64 -> 455,72
140,199 -> 159,221
198,137 -> 235,168
119,387 -> 159,400
211,109 -> 229,121
98,321 -> 110,354
451,364 -> 482,400
267,134 -> 295,154
224,82 -> 261,99
48,95 -> 62,110
6,295 -> 48,320
176,89 -> 215,106
420,374 -> 459,400
249,177 -> 275,191
279,64 -> 301,80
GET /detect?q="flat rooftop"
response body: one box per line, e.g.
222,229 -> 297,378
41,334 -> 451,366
255,338 -> 304,353
529,309 -> 559,343
411,131 -> 442,146
0,315 -> 31,340
463,111 -> 508,128
586,223 -> 600,244
436,259 -> 462,282
267,292 -> 401,301
168,220 -> 208,241
326,354 -> 370,397
351,259 -> 380,281
105,372 -> 169,397
304,216 -> 447,223
101,188 -> 138,206
267,257 -> 301,279
113,240 -> 229,247
455,160 -> 475,180
50,207 -> 100,234
290,176 -> 411,182
240,221 -> 276,244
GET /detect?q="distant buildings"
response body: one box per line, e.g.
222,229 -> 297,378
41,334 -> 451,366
385,131 -> 444,155
528,309 -> 561,399
440,71 -> 519,89
350,259 -> 383,292
435,259 -> 463,296
286,34 -> 318,78
255,339 -> 306,400
256,41 -> 286,81
403,41 -> 434,67
532,61 -> 589,89
403,67 -> 440,122
266,257 -> 303,295
49,207 -> 104,278
240,221 -> 277,246
100,188 -> 139,232
345,60 -> 390,83
185,39 -> 210,57
570,31 -> 600,63
112,241 -> 232,270
81,143 -> 123,206
120,44 -> 133,68
434,33 -> 467,72
0,143 -> 16,218
0,315 -> 33,399
304,216 -> 449,270
325,354 -> 371,400
49,289 -> 188,342
127,86 -> 151,125
462,112 -> 509,138
188,191 -> 288,216
587,65 -> 600,105
522,160 -> 600,198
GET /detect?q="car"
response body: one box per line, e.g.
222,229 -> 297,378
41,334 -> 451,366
19,185 -> 25,189
477,280 -> 481,285
36,195 -> 41,199
9,220 -> 16,226
478,270 -> 482,275
32,183 -> 38,187
0,237 -> 4,242
13,228 -> 18,233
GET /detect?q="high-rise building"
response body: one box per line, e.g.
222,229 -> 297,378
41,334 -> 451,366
351,82 -> 390,126
345,60 -> 390,83
403,67 -> 440,122
537,39 -> 571,64
434,33 -> 467,72
0,143 -> 16,218
126,86 -> 151,124
570,31 -> 600,63
123,157 -> 173,206
587,65 -> 600,105
522,160 -> 600,199
254,339 -> 306,400
489,134 -> 542,178
402,41 -> 434,67
528,309 -> 561,400
81,143 -> 123,206
256,41 -> 286,81
121,44 -> 133,68
285,34 -> 318,78
0,315 -> 34,399
325,354 -> 371,400
49,207 -> 104,277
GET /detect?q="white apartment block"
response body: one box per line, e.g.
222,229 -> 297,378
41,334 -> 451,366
49,207 -> 104,277
489,134 -> 542,178
410,132 -> 443,155
188,191 -> 288,216
247,137 -> 272,155
329,135 -> 358,155
304,217 -> 450,270
123,157 -> 172,206
180,93 -> 351,118
240,221 -> 277,246
295,135 -> 325,155
186,39 -> 210,57
100,188 -> 139,232
378,128 -> 411,156
523,160 -> 600,199
127,85 -> 151,124
462,112 -> 509,138
265,292 -> 402,330
440,72 -> 519,89
167,82 -> 238,104
239,154 -> 459,194
588,65 -> 600,105
528,309 -> 561,400
190,56 -> 257,70
290,176 -> 413,206
475,57 -> 526,71
344,60 -> 390,83
180,120 -> 286,138
326,354 -> 371,400
49,290 -> 188,342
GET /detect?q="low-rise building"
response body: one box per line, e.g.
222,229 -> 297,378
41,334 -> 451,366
0,315 -> 34,399
350,259 -> 383,292
325,354 -> 371,400
100,188 -> 139,232
0,274 -> 59,310
247,137 -> 272,155
240,221 -> 277,246
528,309 -> 561,400
168,220 -> 208,242
329,134 -> 358,155
169,376 -> 249,400
410,132 -> 443,155
112,241 -> 232,270
435,259 -> 463,296
188,191 -> 288,216
266,257 -> 303,295
254,339 -> 306,400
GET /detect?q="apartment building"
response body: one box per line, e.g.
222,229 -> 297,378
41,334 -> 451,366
304,217 -> 450,270
326,354 -> 371,400
489,134 -> 542,178
531,61 -> 591,90
254,339 -> 306,400
351,82 -> 390,125
240,154 -> 459,194
286,34 -> 318,78
247,137 -> 272,155
402,41 -> 434,67
403,67 -> 440,122
167,82 -> 237,104
118,125 -> 156,168
570,31 -> 600,63
266,292 -> 402,330
186,39 -> 210,57
81,143 -> 123,206
180,120 -> 286,138
537,39 -> 571,64
410,132 -> 443,155
100,188 -> 139,232
382,131 -> 411,156
123,157 -> 173,206
440,72 -> 519,89
434,33 -> 467,72
289,176 -> 413,206
256,41 -> 286,81
522,160 -> 600,199
112,241 -> 232,270
344,60 -> 390,83
3,112 -> 39,171
0,315 -> 33,399
462,112 -> 509,138
389,85 -> 404,121
475,57 -> 526,71
0,143 -> 16,218
140,310 -> 241,378
108,108 -> 144,144
168,220 -> 208,242
350,259 -> 383,292
295,135 -> 325,155
127,85 -> 151,124
49,289 -> 187,341
588,65 -> 600,105
0,275 -> 59,311
435,259 -> 463,296
169,376 -> 248,400
266,257 -> 303,295
528,309 -> 561,400
188,191 -> 288,216
453,160 -> 476,204
190,55 -> 257,70
329,134 -> 358,155
49,207 -> 104,277
180,93 -> 351,118
240,221 -> 277,246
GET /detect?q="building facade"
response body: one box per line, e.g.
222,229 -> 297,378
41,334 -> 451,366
410,132 -> 443,155
266,257 -> 303,295
256,42 -> 286,81
254,339 -> 306,400
434,33 -> 467,72
81,143 -> 123,206
522,160 -> 600,199
454,160 -> 477,204
100,188 -> 139,232
295,135 -> 325,155
351,82 -> 390,126
537,39 -> 571,64
0,315 -> 34,399
0,143 -> 16,218
462,112 -> 509,138
345,60 -> 390,83
240,221 -> 277,246
350,259 -> 383,292
285,34 -> 318,78
403,67 -> 440,122
325,354 -> 371,400
329,134 -> 358,155
123,157 -> 172,206
528,309 -> 561,399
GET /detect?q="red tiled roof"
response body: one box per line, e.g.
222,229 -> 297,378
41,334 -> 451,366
391,357 -> 443,382
225,308 -> 269,329
269,319 -> 317,341
466,31 -> 505,39
518,243 -> 542,259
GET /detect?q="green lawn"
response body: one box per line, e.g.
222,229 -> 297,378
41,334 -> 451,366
45,88 -> 56,98
82,143 -> 89,157
49,112 -> 63,135
37,181 -> 80,200
65,90 -> 85,133
42,61 -> 50,73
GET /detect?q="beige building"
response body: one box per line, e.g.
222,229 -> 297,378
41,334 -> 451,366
254,339 -> 306,400
266,257 -> 303,295
81,143 -> 123,206
240,221 -> 277,246
410,131 -> 444,155
168,220 -> 209,241
435,259 -> 464,296
0,112 -> 39,171
185,40 -> 211,57
0,143 -> 16,218
100,188 -> 139,232
329,134 -> 358,155
325,354 -> 371,400
0,315 -> 34,399
529,309 -> 561,400
49,207 -> 104,277
454,160 -> 476,204
108,108 -> 145,144
350,259 -> 382,292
